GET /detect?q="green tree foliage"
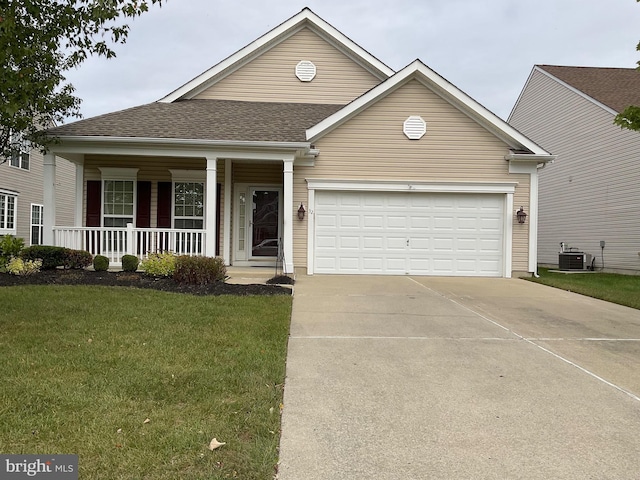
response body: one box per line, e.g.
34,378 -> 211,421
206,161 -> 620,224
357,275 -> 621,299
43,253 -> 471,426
0,0 -> 163,161
614,0 -> 640,131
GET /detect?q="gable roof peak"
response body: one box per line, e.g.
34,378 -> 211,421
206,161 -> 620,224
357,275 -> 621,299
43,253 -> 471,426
159,8 -> 394,103
308,59 -> 551,156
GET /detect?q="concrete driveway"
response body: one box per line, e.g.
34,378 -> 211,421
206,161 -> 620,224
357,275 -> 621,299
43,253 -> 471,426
277,276 -> 640,480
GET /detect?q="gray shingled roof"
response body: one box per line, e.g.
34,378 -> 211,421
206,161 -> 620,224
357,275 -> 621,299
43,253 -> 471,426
538,65 -> 640,113
47,99 -> 345,142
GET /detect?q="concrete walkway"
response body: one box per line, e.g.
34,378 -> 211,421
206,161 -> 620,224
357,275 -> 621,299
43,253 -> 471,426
278,275 -> 640,479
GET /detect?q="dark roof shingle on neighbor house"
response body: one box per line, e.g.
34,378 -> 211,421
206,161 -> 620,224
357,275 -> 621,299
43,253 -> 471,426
46,99 -> 345,143
538,65 -> 640,113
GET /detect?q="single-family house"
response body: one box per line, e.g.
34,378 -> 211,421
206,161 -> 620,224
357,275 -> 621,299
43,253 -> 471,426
43,8 -> 554,277
509,65 -> 640,274
1,139 -> 75,246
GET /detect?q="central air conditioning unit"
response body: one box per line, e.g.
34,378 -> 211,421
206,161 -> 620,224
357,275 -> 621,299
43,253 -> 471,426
558,252 -> 592,271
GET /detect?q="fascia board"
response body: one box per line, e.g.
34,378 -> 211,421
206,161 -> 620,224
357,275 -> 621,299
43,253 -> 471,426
48,136 -> 311,158
307,60 -> 552,156
159,9 -> 394,103
507,66 -> 537,123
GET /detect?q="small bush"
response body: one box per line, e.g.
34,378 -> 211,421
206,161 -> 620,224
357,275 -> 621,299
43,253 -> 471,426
93,255 -> 109,272
173,255 -> 226,285
121,254 -> 139,272
7,257 -> 42,276
64,249 -> 93,270
0,235 -> 25,258
21,245 -> 67,270
141,252 -> 176,277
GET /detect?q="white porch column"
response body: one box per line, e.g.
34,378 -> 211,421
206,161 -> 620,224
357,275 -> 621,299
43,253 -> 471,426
528,169 -> 540,274
283,157 -> 294,274
43,153 -> 56,245
223,159 -> 232,265
75,162 -> 84,226
205,157 -> 218,257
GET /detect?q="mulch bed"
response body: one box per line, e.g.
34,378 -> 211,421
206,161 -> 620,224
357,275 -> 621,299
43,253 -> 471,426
0,269 -> 291,296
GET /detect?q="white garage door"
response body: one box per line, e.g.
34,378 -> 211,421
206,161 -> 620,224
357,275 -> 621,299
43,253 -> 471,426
314,191 -> 504,276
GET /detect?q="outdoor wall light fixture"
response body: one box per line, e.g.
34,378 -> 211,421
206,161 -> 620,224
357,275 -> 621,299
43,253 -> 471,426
516,206 -> 527,224
297,203 -> 306,220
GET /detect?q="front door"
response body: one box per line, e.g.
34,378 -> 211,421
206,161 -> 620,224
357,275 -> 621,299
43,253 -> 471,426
234,185 -> 282,263
250,188 -> 280,259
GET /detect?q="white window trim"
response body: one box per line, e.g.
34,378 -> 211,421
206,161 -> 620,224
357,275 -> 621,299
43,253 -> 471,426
99,168 -> 139,227
0,189 -> 18,235
30,204 -> 44,246
170,170 -> 206,229
8,131 -> 31,171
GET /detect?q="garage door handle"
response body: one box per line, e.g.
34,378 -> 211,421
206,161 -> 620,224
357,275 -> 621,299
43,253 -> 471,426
406,239 -> 410,246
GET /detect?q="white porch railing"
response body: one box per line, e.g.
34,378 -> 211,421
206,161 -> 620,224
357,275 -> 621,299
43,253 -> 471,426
53,224 -> 205,264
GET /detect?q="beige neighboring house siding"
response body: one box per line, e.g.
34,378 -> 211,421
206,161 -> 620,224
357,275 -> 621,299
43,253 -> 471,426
1,150 -> 75,245
510,69 -> 640,273
194,27 -> 381,105
292,79 -> 530,271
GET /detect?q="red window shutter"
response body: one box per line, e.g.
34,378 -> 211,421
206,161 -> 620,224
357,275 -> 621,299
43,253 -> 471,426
157,181 -> 172,228
86,181 -> 101,227
136,181 -> 151,228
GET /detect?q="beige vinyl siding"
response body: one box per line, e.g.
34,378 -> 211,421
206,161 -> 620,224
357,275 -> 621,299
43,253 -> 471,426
510,69 -> 640,273
1,150 -> 75,245
292,79 -> 530,273
194,27 -> 381,105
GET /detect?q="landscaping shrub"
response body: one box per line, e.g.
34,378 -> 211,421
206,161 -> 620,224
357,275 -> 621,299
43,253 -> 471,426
7,257 -> 42,276
93,255 -> 109,272
0,235 -> 25,261
173,255 -> 226,285
63,249 -> 93,269
21,245 -> 67,270
140,252 -> 176,277
121,254 -> 139,272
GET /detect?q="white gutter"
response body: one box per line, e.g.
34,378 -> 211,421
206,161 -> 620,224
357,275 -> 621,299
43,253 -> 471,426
48,135 -> 312,151
504,152 -> 556,163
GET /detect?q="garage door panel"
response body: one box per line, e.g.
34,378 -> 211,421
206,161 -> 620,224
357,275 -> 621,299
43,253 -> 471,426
314,191 -> 504,276
363,215 -> 384,228
387,237 -> 407,250
410,216 -> 430,229
316,213 -> 338,228
363,237 -> 384,250
386,216 -> 407,229
339,236 -> 360,249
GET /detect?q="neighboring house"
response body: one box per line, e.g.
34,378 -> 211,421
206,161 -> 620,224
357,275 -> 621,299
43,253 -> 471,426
43,8 -> 553,277
509,65 -> 640,274
1,139 -> 75,246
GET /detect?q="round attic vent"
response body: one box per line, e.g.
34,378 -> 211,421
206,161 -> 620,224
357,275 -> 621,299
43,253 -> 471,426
403,116 -> 427,140
295,60 -> 316,82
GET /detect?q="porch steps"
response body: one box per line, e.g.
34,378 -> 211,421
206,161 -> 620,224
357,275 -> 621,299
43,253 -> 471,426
225,267 -> 278,285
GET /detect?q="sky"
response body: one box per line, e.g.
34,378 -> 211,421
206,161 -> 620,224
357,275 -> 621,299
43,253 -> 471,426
63,0 -> 640,123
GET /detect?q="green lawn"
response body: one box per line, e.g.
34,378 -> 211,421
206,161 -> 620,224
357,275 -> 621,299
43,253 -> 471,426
0,285 -> 292,479
526,268 -> 640,310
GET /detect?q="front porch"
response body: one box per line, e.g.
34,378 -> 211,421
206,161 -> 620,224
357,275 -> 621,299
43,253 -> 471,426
43,145 -> 308,273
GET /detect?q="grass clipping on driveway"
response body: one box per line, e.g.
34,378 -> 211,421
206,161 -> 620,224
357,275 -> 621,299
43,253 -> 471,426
527,268 -> 640,310
0,285 -> 292,479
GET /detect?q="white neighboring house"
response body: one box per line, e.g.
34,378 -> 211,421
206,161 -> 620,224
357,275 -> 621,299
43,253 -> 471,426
1,138 -> 76,246
509,65 -> 640,274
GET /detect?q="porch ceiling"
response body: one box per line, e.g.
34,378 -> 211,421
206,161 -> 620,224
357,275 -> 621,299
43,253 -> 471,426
46,99 -> 344,143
